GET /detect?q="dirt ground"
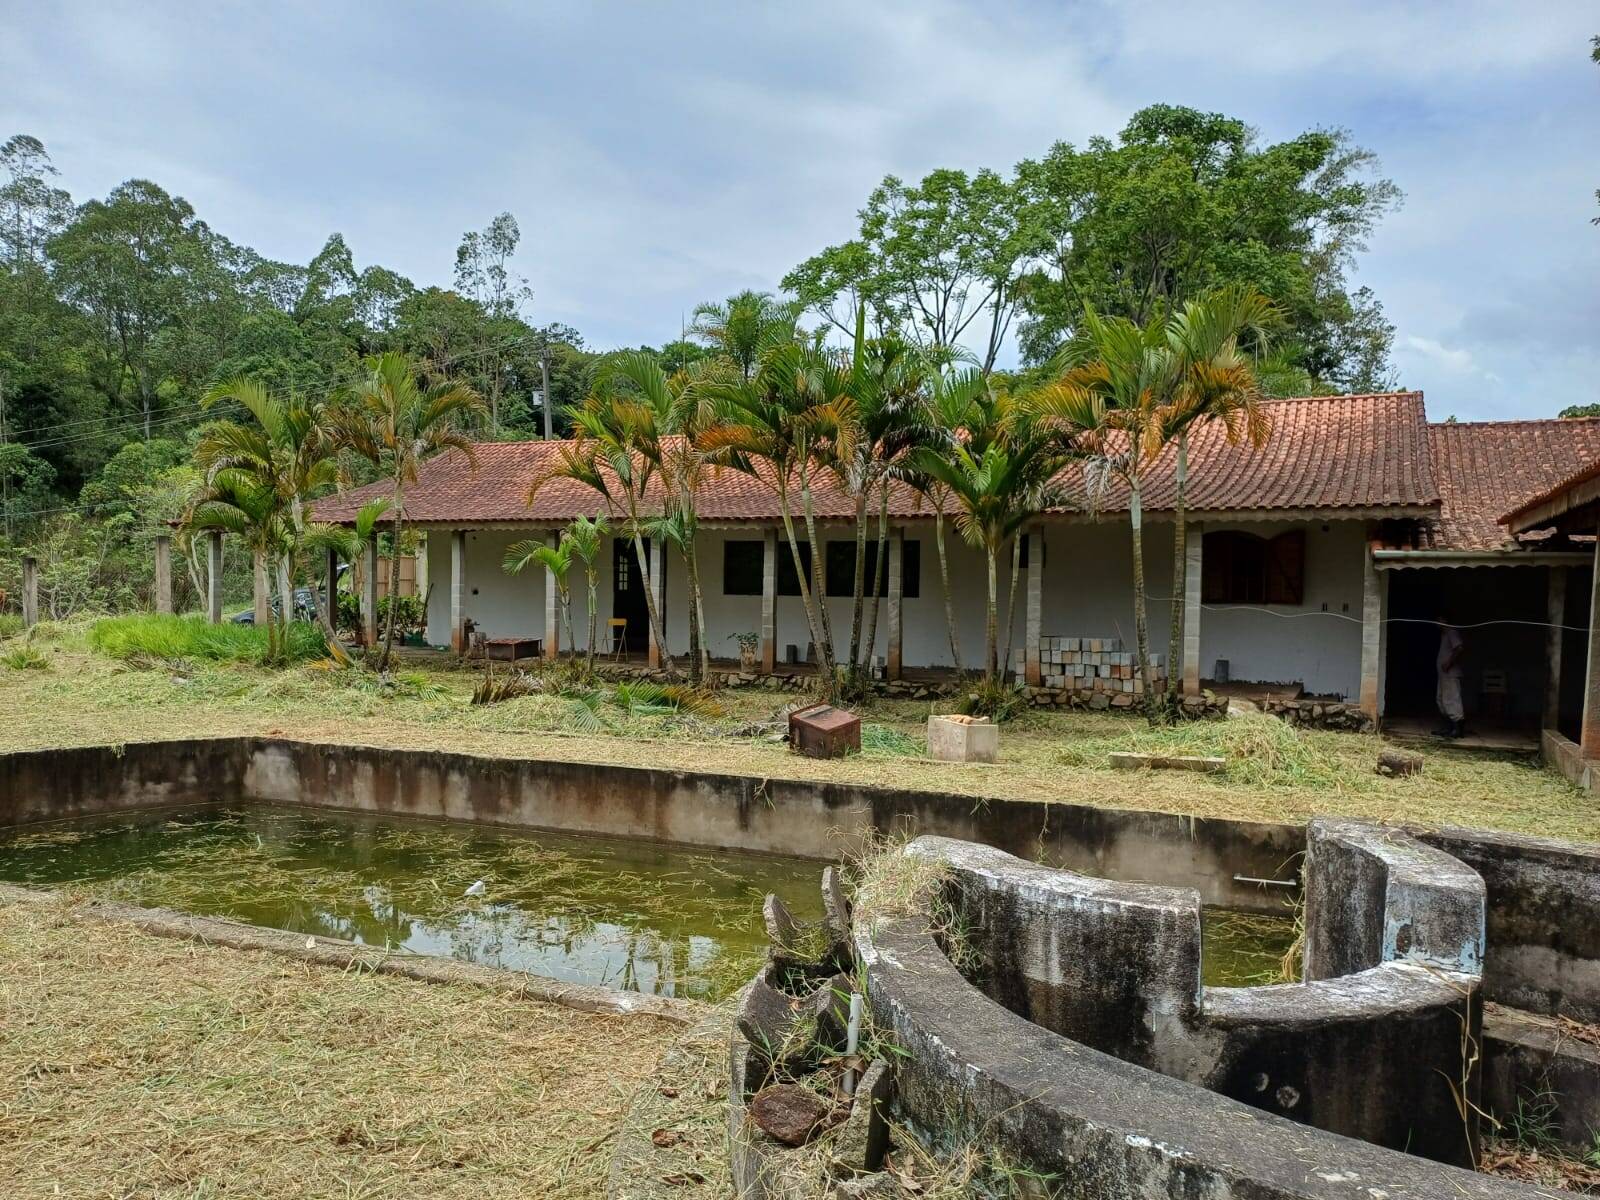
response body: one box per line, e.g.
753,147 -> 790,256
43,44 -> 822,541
2,634 -> 1595,842
0,890 -> 684,1199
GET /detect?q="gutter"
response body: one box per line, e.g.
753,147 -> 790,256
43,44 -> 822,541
1372,549 -> 1593,568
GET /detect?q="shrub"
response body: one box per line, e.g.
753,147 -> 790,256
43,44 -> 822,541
378,593 -> 426,636
89,614 -> 327,665
0,613 -> 22,639
1,645 -> 50,670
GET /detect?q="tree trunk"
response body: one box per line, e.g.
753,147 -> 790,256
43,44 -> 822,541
776,481 -> 829,695
935,508 -> 963,673
681,533 -> 709,684
585,570 -> 599,673
797,461 -> 836,680
1130,481 -> 1155,723
629,505 -> 675,677
1165,432 -> 1189,716
846,488 -> 869,677
378,483 -> 403,671
860,485 -> 889,675
1000,533 -> 1022,683
984,540 -> 998,682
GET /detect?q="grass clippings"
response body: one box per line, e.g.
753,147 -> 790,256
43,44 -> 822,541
0,891 -> 681,1199
2,625 -> 1596,843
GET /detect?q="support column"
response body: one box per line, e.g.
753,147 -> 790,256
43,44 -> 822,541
1546,566 -> 1568,732
1182,523 -> 1203,696
1582,542 -> 1600,760
20,555 -> 38,629
1358,542 -> 1382,720
153,535 -> 173,615
206,531 -> 224,624
362,539 -> 380,648
544,530 -> 561,660
253,550 -> 271,625
647,538 -> 665,669
760,528 -> 777,673
324,545 -> 340,629
887,527 -> 905,681
449,529 -> 467,656
1024,526 -> 1042,686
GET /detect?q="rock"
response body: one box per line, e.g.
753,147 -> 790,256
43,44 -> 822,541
1377,748 -> 1424,777
808,973 -> 854,1047
736,970 -> 804,1056
832,1175 -> 904,1197
764,894 -> 804,956
832,1058 -> 893,1174
821,866 -> 851,949
749,1082 -> 835,1147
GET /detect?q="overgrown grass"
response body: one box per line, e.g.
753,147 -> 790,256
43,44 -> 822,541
1056,710 -> 1351,789
0,644 -> 50,671
89,613 -> 326,665
0,613 -> 22,638
0,890 -> 680,1198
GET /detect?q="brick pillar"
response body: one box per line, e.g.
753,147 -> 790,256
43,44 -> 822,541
760,528 -> 777,673
449,530 -> 467,655
206,532 -> 224,623
153,535 -> 173,615
21,554 -> 38,628
1546,566 -> 1568,732
647,537 -> 665,669
253,550 -> 271,625
1358,543 -> 1383,720
1024,526 -> 1043,686
1182,523 -> 1203,696
887,527 -> 904,681
544,530 -> 561,660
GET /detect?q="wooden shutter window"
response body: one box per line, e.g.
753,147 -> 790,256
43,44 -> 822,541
1264,530 -> 1305,605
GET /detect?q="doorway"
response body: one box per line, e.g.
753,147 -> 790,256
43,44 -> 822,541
612,538 -> 654,653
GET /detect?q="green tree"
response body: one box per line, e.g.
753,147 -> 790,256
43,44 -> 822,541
783,169 -> 1032,374
503,534 -> 574,653
1015,105 -> 1401,392
186,469 -> 292,661
689,291 -> 804,381
334,352 -> 486,670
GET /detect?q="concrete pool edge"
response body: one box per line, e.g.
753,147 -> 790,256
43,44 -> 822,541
0,882 -> 702,1025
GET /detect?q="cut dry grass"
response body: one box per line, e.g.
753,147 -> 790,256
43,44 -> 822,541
0,890 -> 681,1198
2,629 -> 1595,842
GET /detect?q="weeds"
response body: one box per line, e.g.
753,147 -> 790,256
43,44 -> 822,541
90,614 -> 326,665
1,644 -> 50,670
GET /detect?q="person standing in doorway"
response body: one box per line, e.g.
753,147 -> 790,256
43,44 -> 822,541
1434,613 -> 1465,738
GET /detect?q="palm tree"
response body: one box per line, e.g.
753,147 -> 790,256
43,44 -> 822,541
564,514 -> 608,673
530,387 -> 676,677
698,342 -> 857,696
1161,286 -> 1276,710
504,535 -> 575,654
1026,308 -> 1174,714
906,391 -> 1064,684
197,377 -> 348,657
185,469 -> 292,662
689,290 -> 804,381
334,351 -> 486,671
301,498 -> 391,656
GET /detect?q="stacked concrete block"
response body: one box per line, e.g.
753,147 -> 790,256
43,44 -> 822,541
1016,636 -> 1166,696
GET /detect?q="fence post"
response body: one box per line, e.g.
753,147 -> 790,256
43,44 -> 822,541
154,534 -> 173,614
21,555 -> 39,628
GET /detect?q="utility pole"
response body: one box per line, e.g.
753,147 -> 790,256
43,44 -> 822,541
541,344 -> 552,441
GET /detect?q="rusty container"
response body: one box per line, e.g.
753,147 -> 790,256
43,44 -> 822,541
788,703 -> 862,759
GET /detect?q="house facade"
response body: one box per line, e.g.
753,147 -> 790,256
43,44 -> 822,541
316,392 -> 1600,731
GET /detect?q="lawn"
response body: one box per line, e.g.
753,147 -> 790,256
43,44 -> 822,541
0,888 -> 681,1199
2,619 -> 1594,842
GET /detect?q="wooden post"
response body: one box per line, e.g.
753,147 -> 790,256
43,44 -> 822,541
887,527 -> 904,681
760,528 -> 777,673
324,545 -> 340,629
647,538 -> 665,669
1582,541 -> 1600,760
1358,542 -> 1383,720
449,529 -> 467,656
1546,566 -> 1568,732
20,555 -> 38,628
1024,526 -> 1043,686
544,530 -> 561,660
153,535 -> 173,615
252,550 -> 271,626
363,539 -> 380,648
1182,523 -> 1203,696
207,531 -> 224,624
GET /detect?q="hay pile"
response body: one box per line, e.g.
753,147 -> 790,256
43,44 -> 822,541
0,893 -> 681,1198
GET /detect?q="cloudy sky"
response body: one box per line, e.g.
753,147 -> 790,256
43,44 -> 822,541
3,1 -> 1596,420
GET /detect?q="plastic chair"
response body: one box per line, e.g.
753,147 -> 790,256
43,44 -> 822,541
609,618 -> 629,660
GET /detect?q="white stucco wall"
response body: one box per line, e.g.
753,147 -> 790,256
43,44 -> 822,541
421,517 -> 1367,697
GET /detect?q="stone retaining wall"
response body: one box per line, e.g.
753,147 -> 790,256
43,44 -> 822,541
1259,696 -> 1375,732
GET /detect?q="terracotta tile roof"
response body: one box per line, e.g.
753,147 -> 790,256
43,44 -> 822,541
311,392 -> 1441,527
1499,456 -> 1600,533
1417,419 -> 1600,551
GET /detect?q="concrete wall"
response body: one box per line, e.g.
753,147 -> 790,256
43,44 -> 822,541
419,517 -> 1367,694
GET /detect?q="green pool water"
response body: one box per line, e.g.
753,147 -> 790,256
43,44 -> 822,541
0,805 -> 824,1002
1201,907 -> 1300,987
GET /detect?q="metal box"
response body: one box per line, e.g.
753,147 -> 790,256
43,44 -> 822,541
788,703 -> 861,759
